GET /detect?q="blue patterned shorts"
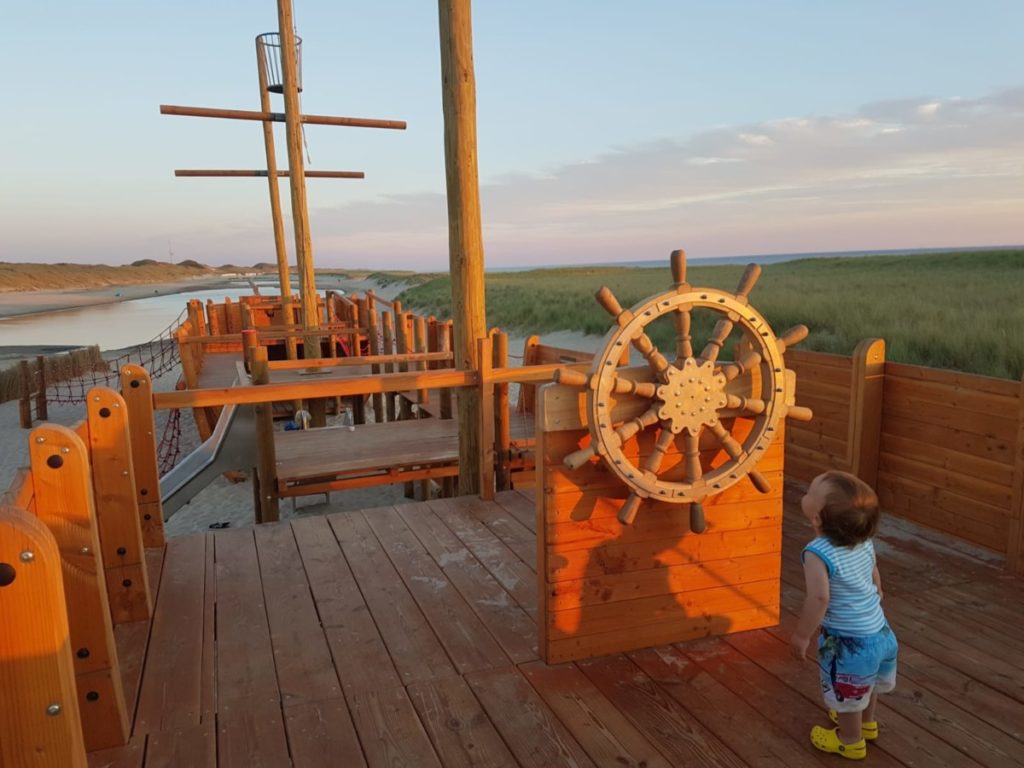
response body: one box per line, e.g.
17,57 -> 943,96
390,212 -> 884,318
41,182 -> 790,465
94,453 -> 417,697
817,625 -> 898,713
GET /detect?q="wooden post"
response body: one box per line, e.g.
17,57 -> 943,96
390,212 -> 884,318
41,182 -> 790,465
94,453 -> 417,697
256,34 -> 296,329
223,296 -> 236,334
29,424 -> 130,751
119,365 -> 166,548
439,321 -> 455,497
36,355 -> 49,422
382,312 -> 397,422
206,299 -> 220,335
477,335 -> 495,500
187,299 -> 207,336
1006,374 -> 1024,576
19,360 -> 33,429
86,388 -> 152,624
368,293 -> 384,423
847,338 -> 885,487
439,0 -> 486,495
0,506 -> 88,768
414,316 -> 431,500
242,329 -> 258,374
492,329 -> 511,491
240,301 -> 255,331
252,347 -> 279,523
397,313 -> 413,421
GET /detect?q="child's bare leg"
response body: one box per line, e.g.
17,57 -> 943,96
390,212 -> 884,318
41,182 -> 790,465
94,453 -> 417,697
836,711 -> 863,744
863,691 -> 879,723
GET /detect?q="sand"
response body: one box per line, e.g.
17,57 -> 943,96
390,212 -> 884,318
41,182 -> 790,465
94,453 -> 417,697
0,276 -> 605,537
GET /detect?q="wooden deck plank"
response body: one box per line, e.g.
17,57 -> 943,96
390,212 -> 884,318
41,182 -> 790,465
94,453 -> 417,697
285,699 -> 366,768
217,703 -> 292,768
347,686 -> 444,768
363,506 -> 511,674
724,630 -> 990,768
682,636 -> 907,768
626,645 -> 833,767
429,497 -> 538,618
290,515 -> 403,695
576,654 -> 748,767
199,533 -> 216,723
466,666 -> 596,768
133,536 -> 207,734
328,510 -> 457,685
145,724 -> 216,768
212,530 -> 280,714
87,737 -> 144,768
464,493 -> 537,570
406,676 -> 518,768
493,489 -> 537,533
253,522 -> 342,706
520,660 -> 674,768
397,501 -> 538,664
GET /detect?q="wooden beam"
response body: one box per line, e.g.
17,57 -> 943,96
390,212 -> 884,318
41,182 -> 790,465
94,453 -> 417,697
251,347 -> 279,524
439,0 -> 487,495
0,506 -> 88,768
159,104 -> 406,129
153,369 -> 478,410
174,169 -> 365,178
118,365 -> 166,548
29,424 -> 130,751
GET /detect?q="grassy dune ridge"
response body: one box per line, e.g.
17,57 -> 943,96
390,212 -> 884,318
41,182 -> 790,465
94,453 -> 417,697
0,261 -> 220,293
397,250 -> 1024,380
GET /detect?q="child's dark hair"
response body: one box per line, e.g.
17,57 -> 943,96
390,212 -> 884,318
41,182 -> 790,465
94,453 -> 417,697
818,470 -> 879,546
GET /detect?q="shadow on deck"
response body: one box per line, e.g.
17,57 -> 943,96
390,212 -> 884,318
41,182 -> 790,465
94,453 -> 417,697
89,485 -> 1024,768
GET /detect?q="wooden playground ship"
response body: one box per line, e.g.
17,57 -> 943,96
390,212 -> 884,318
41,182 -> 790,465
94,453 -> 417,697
2,3 -> 1023,767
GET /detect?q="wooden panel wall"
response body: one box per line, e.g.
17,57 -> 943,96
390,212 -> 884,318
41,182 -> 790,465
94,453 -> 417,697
877,362 -> 1022,554
784,349 -> 854,482
536,383 -> 783,664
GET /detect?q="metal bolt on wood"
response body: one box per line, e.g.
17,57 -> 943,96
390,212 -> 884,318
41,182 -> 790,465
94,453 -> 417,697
46,704 -> 62,716
19,550 -> 34,562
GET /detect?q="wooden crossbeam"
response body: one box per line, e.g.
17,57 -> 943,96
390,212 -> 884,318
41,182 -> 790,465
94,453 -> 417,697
175,169 -> 365,178
160,104 -> 406,130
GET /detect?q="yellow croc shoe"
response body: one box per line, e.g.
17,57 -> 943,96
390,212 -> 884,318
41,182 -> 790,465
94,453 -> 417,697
829,709 -> 878,741
811,726 -> 866,760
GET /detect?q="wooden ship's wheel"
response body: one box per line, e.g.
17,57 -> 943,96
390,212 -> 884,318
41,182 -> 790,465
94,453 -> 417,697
555,250 -> 813,532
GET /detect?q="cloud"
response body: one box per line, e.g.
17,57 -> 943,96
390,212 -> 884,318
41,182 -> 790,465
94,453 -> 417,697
7,88 -> 1021,268
302,87 -> 1024,267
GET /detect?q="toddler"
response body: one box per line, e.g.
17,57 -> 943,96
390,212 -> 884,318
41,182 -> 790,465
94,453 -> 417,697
790,470 -> 898,760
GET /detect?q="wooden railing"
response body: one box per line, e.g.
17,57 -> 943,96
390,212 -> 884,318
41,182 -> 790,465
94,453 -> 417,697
786,339 -> 1024,573
0,368 -> 167,766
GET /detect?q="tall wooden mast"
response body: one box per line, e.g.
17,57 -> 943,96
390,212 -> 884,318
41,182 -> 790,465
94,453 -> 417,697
275,0 -> 318,357
439,0 -> 487,495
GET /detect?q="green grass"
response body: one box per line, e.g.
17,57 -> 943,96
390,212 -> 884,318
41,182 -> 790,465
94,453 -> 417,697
397,250 -> 1024,380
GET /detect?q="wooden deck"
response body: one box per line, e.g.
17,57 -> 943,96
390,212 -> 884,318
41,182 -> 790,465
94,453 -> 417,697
275,414 -> 534,494
88,486 -> 1024,768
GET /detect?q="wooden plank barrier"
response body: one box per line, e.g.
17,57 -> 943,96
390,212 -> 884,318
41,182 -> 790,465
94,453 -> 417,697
877,362 -> 1023,556
27,424 -> 130,752
119,365 -> 166,548
0,506 -> 88,768
85,387 -> 152,624
535,380 -> 783,663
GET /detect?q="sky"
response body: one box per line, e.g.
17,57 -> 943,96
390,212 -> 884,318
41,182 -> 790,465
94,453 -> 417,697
2,1 -> 1022,270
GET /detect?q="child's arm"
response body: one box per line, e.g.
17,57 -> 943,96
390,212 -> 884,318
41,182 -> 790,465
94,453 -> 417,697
791,551 -> 830,660
872,565 -> 883,602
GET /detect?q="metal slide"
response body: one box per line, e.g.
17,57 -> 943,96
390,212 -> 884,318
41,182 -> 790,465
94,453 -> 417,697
159,401 -> 257,519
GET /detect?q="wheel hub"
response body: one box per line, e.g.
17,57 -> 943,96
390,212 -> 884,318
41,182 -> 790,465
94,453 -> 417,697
656,357 -> 728,435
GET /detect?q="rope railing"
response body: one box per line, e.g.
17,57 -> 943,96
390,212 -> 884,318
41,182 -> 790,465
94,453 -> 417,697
46,308 -> 188,406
